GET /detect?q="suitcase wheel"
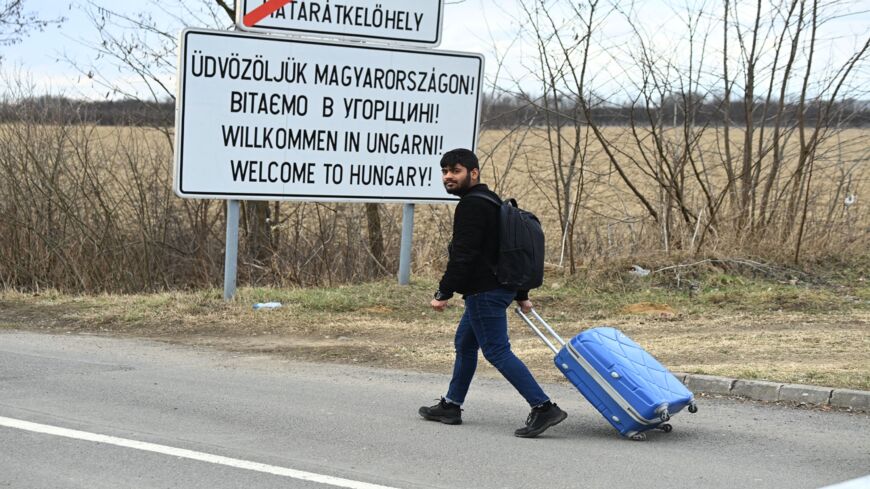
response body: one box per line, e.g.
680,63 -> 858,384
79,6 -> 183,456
628,433 -> 647,441
688,403 -> 698,414
657,423 -> 673,433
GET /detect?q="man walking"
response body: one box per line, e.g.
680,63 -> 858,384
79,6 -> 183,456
419,148 -> 567,438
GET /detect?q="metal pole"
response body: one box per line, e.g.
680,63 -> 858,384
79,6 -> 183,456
398,203 -> 415,285
223,199 -> 240,300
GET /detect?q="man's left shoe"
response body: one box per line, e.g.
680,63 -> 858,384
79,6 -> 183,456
419,398 -> 462,425
514,402 -> 567,438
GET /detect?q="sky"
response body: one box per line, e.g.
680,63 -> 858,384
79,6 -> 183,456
2,0 -> 869,101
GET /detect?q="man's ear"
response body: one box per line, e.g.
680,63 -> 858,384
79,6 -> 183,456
471,168 -> 480,182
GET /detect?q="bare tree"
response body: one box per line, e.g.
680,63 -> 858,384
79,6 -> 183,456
513,0 -> 612,273
0,0 -> 64,53
503,0 -> 868,266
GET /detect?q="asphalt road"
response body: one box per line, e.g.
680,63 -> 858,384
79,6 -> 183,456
1,331 -> 868,489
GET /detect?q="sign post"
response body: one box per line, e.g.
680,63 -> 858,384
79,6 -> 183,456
174,2 -> 482,295
223,199 -> 240,300
397,203 -> 415,285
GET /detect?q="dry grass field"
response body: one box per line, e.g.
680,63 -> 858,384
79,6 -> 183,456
475,126 -> 868,261
1,122 -> 866,290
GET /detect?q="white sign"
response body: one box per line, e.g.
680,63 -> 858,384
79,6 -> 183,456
236,0 -> 444,47
173,28 -> 483,203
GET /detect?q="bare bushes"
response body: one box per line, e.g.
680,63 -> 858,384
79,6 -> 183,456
0,117 -> 206,291
0,107 -> 454,292
0,114 -> 864,293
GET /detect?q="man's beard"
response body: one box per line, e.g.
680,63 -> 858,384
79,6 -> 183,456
444,172 -> 473,195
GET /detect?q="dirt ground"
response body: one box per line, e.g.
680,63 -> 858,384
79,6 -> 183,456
2,286 -> 867,391
175,313 -> 870,389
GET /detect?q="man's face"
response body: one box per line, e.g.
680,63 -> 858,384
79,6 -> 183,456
442,164 -> 477,195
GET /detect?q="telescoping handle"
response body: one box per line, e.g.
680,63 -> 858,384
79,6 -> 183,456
514,307 -> 567,355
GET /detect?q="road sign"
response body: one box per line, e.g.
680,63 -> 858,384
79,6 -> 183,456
236,0 -> 444,47
242,0 -> 297,29
173,28 -> 483,203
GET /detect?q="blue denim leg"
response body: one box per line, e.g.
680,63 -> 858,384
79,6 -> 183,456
444,310 -> 478,405
445,288 -> 549,407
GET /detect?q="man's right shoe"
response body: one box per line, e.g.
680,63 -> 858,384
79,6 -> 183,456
418,398 -> 462,425
514,402 -> 567,438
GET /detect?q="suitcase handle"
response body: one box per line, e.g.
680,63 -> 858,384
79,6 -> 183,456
514,307 -> 566,355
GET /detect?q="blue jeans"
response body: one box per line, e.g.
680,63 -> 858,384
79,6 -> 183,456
444,288 -> 549,407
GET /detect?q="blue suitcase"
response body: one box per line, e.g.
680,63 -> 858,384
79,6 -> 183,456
517,308 -> 698,440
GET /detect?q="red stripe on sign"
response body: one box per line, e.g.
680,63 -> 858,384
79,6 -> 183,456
243,0 -> 295,27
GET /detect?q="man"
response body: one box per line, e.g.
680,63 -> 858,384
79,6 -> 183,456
418,148 -> 567,438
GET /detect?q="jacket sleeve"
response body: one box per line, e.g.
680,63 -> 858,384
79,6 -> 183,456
438,198 -> 488,296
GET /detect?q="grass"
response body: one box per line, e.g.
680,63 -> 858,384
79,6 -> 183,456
1,270 -> 868,391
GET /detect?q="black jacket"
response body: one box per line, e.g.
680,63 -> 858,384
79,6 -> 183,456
438,184 -> 528,301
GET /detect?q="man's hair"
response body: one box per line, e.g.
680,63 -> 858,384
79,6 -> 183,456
439,148 -> 479,171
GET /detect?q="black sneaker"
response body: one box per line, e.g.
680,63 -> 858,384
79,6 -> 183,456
419,398 -> 462,425
514,402 -> 567,438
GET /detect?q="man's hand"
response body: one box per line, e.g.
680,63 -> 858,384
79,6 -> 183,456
430,299 -> 449,312
517,299 -> 533,313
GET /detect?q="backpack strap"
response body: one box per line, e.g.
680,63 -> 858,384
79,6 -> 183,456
466,190 -> 516,208
465,191 -> 501,207
464,190 -> 503,276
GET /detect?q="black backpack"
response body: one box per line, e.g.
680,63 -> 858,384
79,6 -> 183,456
467,191 -> 545,290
